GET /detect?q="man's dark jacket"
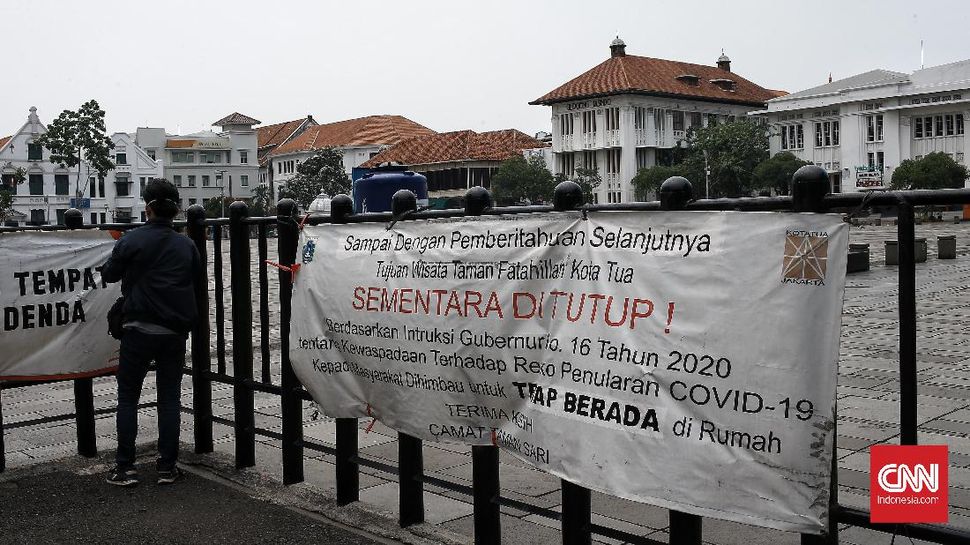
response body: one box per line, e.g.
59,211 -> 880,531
102,219 -> 202,334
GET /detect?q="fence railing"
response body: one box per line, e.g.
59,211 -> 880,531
2,168 -> 970,545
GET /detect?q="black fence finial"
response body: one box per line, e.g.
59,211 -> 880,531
660,176 -> 693,210
64,208 -> 83,229
392,189 -> 418,216
330,194 -> 353,222
792,165 -> 829,212
465,186 -> 493,215
553,180 -> 584,211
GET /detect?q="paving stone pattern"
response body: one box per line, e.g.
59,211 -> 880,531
4,221 -> 970,544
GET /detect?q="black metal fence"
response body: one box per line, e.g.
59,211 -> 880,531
3,170 -> 970,545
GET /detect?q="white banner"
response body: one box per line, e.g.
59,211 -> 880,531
0,230 -> 120,380
290,211 -> 848,533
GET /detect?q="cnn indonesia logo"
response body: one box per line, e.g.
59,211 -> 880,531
870,445 -> 948,523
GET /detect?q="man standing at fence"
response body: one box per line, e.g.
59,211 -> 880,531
102,178 -> 201,486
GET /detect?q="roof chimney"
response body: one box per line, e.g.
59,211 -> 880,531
717,49 -> 731,72
610,36 -> 626,58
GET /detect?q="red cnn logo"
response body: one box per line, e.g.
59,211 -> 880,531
870,445 -> 948,523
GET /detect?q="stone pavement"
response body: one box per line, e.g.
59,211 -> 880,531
4,220 -> 970,544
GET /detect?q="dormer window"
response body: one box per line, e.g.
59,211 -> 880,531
710,78 -> 736,92
676,74 -> 700,87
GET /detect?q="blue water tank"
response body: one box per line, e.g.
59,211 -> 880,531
352,166 -> 428,213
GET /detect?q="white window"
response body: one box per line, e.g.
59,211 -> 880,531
559,114 -> 574,136
202,175 -> 210,187
934,115 -> 943,137
171,151 -> 194,163
241,175 -> 249,187
946,114 -> 955,136
583,151 -> 597,170
559,153 -> 575,177
604,108 -> 620,131
958,114 -> 965,135
277,162 -> 282,174
240,150 -> 249,164
633,107 -> 648,130
780,125 -> 804,150
832,121 -> 840,145
671,111 -> 685,132
606,149 -> 621,174
814,120 -> 839,147
582,111 -> 597,134
914,117 -> 924,139
173,175 -> 182,187
876,151 -> 884,171
187,175 -> 196,187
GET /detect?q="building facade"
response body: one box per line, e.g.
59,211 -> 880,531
360,129 -> 549,207
268,115 -> 435,198
135,112 -> 260,212
0,107 -> 160,226
531,38 -> 781,203
763,61 -> 970,192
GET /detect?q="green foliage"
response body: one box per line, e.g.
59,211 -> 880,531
0,167 -> 27,219
685,119 -> 768,197
490,155 -> 555,205
35,99 -> 115,198
204,196 -> 235,218
632,165 -> 694,201
278,149 -> 350,210
573,167 -> 602,203
250,182 -> 272,216
891,152 -> 969,190
751,152 -> 813,195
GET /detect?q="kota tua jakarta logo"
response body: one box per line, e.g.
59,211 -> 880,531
782,229 -> 829,286
870,445 -> 948,523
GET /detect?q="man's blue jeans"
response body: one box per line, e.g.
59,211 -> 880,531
115,329 -> 185,471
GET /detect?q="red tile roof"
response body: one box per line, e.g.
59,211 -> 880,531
213,112 -> 261,126
530,54 -> 779,107
256,117 -> 315,166
257,117 -> 312,150
0,135 -> 11,150
271,115 -> 434,157
360,129 -> 548,168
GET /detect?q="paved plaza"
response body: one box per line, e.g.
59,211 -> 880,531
3,220 -> 970,544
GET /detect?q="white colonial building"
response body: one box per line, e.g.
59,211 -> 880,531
762,60 -> 970,192
134,112 -> 260,212
531,38 -> 782,203
0,107 -> 160,226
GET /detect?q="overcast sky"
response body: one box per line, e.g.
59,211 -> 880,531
3,0 -> 968,138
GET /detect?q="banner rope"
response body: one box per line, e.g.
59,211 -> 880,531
265,260 -> 301,283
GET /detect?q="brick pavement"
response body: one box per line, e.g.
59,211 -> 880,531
4,220 -> 970,544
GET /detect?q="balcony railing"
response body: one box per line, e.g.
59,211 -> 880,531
605,172 -> 619,187
634,128 -> 650,146
604,129 -> 620,147
583,132 -> 598,149
560,134 -> 574,152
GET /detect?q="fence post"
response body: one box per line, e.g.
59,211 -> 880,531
277,198 -> 304,485
897,198 -> 917,447
186,204 -> 213,454
390,189 -> 426,527
64,210 -> 99,458
551,181 -> 593,545
792,166 -> 839,545
466,186 -> 502,545
0,388 -> 6,472
659,177 -> 703,545
229,201 -> 255,468
331,194 -> 360,505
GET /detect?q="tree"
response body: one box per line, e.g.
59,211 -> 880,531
686,119 -> 769,198
35,99 -> 115,200
279,148 -> 350,210
490,155 -> 556,205
891,152 -> 969,190
0,167 -> 27,220
573,167 -> 602,203
250,182 -> 272,216
631,165 -> 693,201
752,152 -> 813,195
204,196 -> 235,218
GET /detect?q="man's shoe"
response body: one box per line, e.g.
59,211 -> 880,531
156,466 -> 182,485
106,466 -> 139,487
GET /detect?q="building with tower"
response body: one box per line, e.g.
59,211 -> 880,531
531,38 -> 782,203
